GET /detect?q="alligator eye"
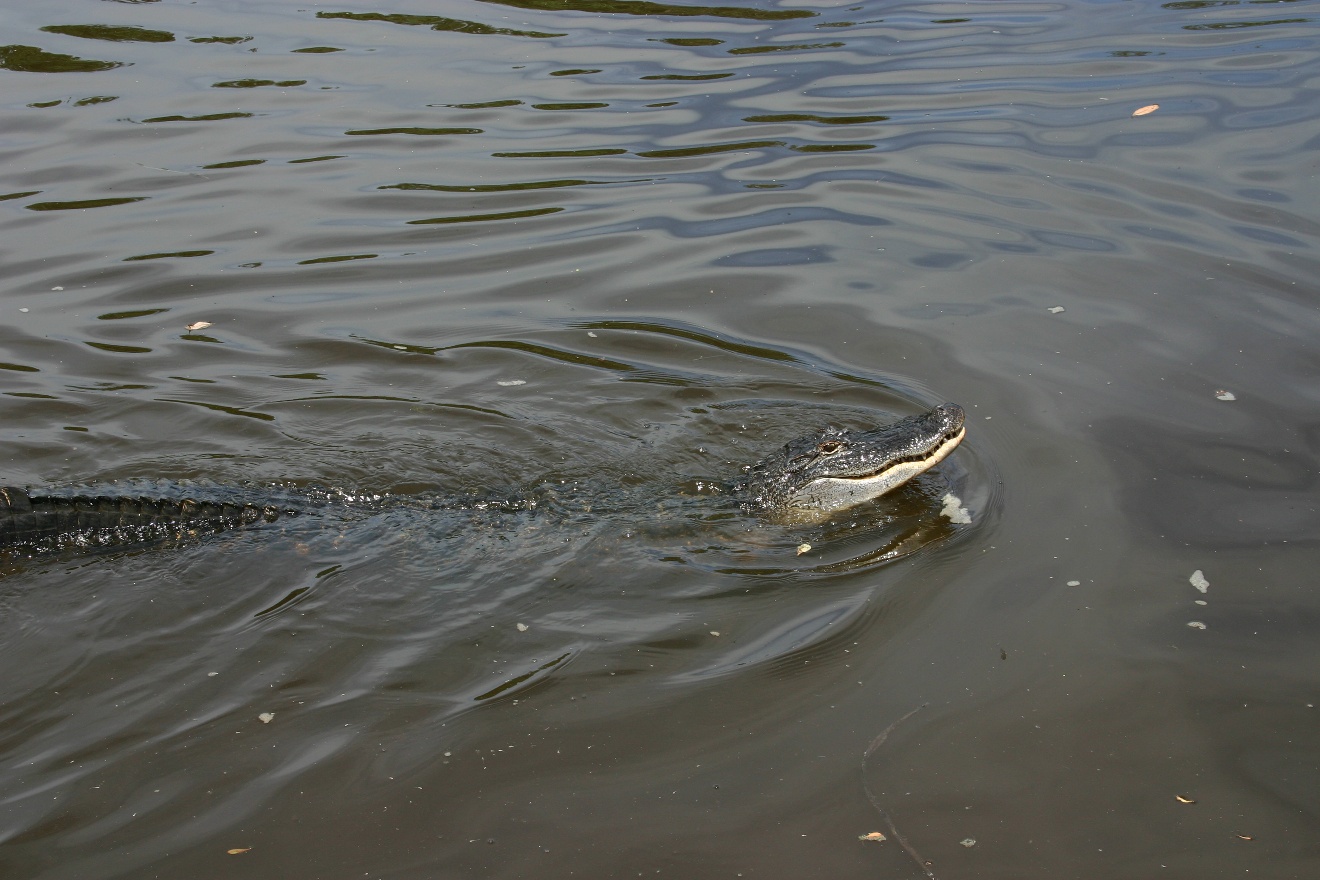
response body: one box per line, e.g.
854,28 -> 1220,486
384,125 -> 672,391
817,440 -> 843,455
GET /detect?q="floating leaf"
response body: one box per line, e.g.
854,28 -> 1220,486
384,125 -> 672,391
227,847 -> 252,855
796,543 -> 811,555
859,831 -> 887,842
1133,104 -> 1159,117
186,321 -> 213,331
1176,795 -> 1196,804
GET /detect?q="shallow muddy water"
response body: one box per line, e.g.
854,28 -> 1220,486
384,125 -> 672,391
2,0 -> 1318,877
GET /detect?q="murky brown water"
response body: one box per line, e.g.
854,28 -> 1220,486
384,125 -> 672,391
2,0 -> 1318,877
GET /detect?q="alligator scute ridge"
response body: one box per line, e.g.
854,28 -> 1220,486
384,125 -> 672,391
0,486 -> 296,553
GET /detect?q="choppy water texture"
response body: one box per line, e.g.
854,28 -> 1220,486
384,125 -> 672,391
2,0 -> 1318,877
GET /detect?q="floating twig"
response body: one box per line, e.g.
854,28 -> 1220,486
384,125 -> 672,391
862,703 -> 938,879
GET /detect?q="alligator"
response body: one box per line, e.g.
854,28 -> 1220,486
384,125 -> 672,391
0,403 -> 965,555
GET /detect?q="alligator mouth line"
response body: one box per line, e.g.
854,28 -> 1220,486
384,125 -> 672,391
839,425 -> 966,482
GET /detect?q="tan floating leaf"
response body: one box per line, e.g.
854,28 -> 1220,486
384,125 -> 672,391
1132,104 -> 1159,117
227,847 -> 252,855
859,831 -> 887,842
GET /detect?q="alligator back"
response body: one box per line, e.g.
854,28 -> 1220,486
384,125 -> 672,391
0,486 -> 292,554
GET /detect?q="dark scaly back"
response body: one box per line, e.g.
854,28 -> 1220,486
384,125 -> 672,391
0,486 -> 288,554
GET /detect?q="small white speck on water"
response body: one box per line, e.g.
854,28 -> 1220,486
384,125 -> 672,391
1190,570 -> 1209,593
516,623 -> 528,632
1187,621 -> 1207,630
1066,580 -> 1080,587
1048,306 -> 1065,314
1215,390 -> 1236,401
588,331 -> 597,337
497,380 -> 526,387
258,712 -> 275,723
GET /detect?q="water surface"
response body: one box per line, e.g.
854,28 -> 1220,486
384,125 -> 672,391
2,0 -> 1318,877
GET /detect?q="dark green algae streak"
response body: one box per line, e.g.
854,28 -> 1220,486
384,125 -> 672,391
0,44 -> 125,73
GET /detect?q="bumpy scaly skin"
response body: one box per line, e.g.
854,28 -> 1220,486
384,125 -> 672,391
0,487 -> 288,553
733,403 -> 966,515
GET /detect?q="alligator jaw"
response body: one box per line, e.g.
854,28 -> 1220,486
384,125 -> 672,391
789,424 -> 965,514
734,403 -> 967,519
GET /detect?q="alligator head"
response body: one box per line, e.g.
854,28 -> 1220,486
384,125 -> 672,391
733,403 -> 966,518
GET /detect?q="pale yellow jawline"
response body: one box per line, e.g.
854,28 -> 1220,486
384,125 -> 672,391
804,426 -> 966,510
842,426 -> 965,483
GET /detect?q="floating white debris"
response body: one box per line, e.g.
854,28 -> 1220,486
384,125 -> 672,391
19,307 -> 30,313
52,286 -> 63,291
1066,580 -> 1081,587
1214,390 -> 1235,401
516,622 -> 528,632
207,671 -> 219,677
497,380 -> 526,387
588,331 -> 598,338
1195,599 -> 1207,606
960,838 -> 977,848
796,543 -> 811,555
940,493 -> 972,524
1190,570 -> 1209,593
1048,306 -> 1065,314
709,631 -> 720,637
1187,621 -> 1207,630
186,321 -> 212,332
258,712 -> 275,723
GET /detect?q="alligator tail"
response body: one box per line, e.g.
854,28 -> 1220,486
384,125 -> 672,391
0,487 -> 290,552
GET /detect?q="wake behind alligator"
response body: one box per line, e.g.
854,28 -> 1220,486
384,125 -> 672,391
0,404 -> 965,557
